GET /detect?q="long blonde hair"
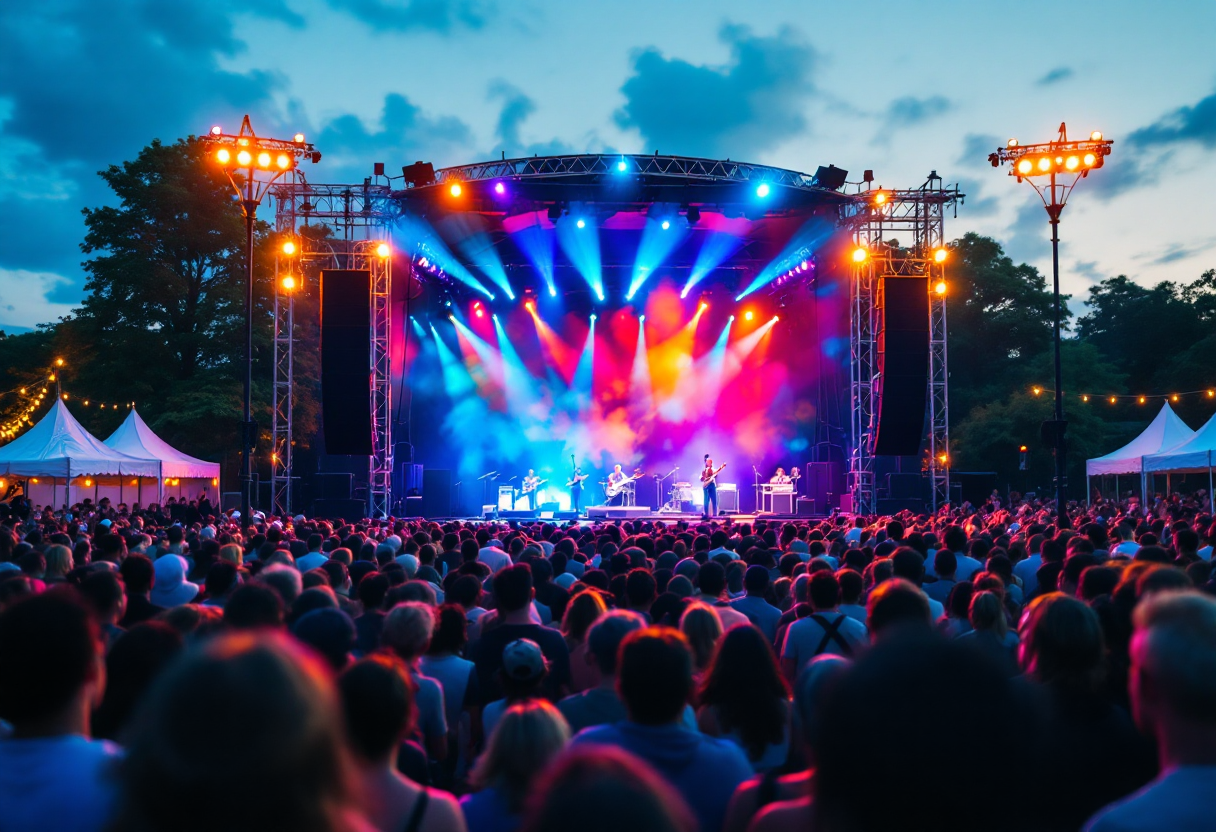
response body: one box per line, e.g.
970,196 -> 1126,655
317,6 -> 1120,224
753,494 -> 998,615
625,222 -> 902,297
679,602 -> 722,671
470,699 -> 570,812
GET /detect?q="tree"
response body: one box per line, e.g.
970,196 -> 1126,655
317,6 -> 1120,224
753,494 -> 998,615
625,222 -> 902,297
952,341 -> 1127,491
70,137 -> 277,465
942,233 -> 1064,423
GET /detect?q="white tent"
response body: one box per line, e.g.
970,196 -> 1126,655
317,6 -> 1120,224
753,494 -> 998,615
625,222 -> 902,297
105,408 -> 220,479
0,400 -> 159,508
104,408 -> 221,502
1086,402 -> 1195,476
1142,411 -> 1216,512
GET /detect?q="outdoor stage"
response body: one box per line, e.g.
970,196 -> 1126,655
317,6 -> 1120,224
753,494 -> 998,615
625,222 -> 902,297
277,154 -> 961,521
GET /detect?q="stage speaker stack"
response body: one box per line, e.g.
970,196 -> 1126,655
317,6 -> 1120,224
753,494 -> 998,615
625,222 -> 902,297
421,469 -> 452,518
320,270 -> 373,456
874,276 -> 929,457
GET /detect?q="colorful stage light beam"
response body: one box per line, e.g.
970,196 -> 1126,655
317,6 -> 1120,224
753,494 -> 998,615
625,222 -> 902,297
682,231 -> 745,299
399,214 -> 494,298
629,316 -> 654,416
444,212 -> 516,300
572,315 -> 596,402
429,324 -> 477,398
627,215 -> 688,301
735,217 -> 836,300
526,303 -> 579,382
556,210 -> 604,300
491,312 -> 542,416
509,218 -> 557,298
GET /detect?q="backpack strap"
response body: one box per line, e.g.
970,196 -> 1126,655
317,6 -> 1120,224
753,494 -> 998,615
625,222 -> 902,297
402,789 -> 430,832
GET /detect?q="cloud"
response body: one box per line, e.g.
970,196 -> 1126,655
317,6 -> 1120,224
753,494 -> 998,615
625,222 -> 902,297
316,93 -> 473,176
885,95 -> 951,128
324,0 -> 489,32
957,133 -> 1001,167
615,24 -> 816,159
486,81 -> 576,157
1003,199 -> 1052,266
1129,86 -> 1216,149
1037,67 -> 1074,86
0,269 -> 76,330
1135,239 -> 1216,266
952,177 -> 1000,218
1072,260 -> 1104,283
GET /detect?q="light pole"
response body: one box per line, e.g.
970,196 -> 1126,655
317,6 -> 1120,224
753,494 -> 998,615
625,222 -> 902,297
990,123 -> 1113,530
204,116 -> 319,528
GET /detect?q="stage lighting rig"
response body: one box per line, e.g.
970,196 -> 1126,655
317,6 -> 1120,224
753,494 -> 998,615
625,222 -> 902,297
205,115 -> 319,527
990,123 -> 1113,530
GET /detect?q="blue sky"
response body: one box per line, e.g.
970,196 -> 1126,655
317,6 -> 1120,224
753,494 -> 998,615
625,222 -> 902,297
2,0 -> 1215,330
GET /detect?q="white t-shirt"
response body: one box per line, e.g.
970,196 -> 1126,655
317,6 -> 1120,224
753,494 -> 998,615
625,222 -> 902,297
295,551 -> 328,572
0,735 -> 121,832
478,547 -> 512,573
781,611 -> 869,668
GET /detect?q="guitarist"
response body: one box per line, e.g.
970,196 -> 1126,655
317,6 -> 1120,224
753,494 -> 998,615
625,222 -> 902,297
606,464 -> 626,507
701,454 -> 726,519
567,466 -> 588,514
521,469 -> 544,511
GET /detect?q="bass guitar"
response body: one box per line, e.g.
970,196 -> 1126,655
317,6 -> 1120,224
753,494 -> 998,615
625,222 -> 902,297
700,463 -> 727,485
606,473 -> 643,498
521,478 -> 548,494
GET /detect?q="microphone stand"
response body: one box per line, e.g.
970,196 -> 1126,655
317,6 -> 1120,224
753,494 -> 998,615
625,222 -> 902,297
753,465 -> 762,514
656,466 -> 679,513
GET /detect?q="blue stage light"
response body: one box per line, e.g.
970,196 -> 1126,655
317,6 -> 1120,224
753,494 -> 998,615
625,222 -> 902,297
548,286 -> 557,297
756,183 -> 771,198
639,314 -> 646,322
617,158 -> 627,172
661,220 -> 670,230
576,218 -> 586,229
590,313 -> 597,322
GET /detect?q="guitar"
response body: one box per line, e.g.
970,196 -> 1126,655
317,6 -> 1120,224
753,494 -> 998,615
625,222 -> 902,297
700,463 -> 727,485
606,473 -> 643,498
566,474 -> 589,488
521,478 -> 548,494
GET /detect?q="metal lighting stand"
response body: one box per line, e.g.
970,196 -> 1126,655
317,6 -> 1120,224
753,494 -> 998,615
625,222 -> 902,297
204,116 -> 318,526
989,124 -> 1114,530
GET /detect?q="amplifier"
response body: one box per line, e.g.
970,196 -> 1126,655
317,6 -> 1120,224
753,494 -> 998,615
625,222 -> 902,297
718,483 -> 738,513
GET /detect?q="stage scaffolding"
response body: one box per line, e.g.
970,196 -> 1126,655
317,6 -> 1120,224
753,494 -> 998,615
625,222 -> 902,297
271,175 -> 398,517
847,173 -> 962,515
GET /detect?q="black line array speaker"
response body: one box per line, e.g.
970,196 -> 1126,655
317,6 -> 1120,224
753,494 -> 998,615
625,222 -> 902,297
321,270 -> 373,456
887,472 -> 922,499
874,276 -> 929,456
421,469 -> 452,518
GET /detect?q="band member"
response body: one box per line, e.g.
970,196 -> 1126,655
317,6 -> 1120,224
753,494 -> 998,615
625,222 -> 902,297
521,468 -> 541,510
606,463 -> 626,507
701,454 -> 723,519
568,467 -> 587,513
770,467 -> 792,488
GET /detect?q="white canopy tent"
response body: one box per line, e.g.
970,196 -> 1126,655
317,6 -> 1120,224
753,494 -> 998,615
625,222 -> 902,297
1085,402 -> 1195,501
0,400 -> 160,509
104,408 -> 221,502
1142,411 -> 1216,512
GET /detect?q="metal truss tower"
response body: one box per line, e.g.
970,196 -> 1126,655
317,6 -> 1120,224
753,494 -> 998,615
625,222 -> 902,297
848,173 -> 962,514
270,175 -> 397,518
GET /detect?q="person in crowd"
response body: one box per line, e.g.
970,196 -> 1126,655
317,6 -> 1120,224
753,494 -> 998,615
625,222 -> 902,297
780,570 -> 868,679
419,603 -> 481,766
957,589 -> 1019,674
865,577 -> 933,641
1020,593 -> 1157,830
678,601 -> 722,689
0,590 -> 120,832
91,621 -> 183,742
109,630 -> 368,831
560,588 -> 608,694
118,554 -> 163,627
79,570 -> 126,649
482,639 -> 550,737
570,627 -> 753,832
729,565 -> 782,643
698,624 -> 791,772
382,601 -> 449,762
521,745 -> 696,832
1085,590 -> 1216,831
149,553 -> 198,608
460,700 -> 570,832
466,564 -> 571,702
559,609 -> 654,733
338,653 -> 467,832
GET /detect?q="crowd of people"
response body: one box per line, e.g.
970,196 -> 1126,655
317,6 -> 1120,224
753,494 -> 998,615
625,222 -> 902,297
1,493 -> 1215,832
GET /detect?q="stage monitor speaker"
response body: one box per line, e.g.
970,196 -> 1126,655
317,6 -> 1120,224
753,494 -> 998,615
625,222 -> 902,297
312,498 -> 366,522
874,276 -> 929,456
320,270 -> 373,456
797,497 -> 817,516
771,492 -> 796,515
421,469 -> 452,518
718,483 -> 739,513
887,472 -> 922,499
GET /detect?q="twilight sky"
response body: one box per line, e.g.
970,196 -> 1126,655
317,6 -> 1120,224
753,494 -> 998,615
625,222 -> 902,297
2,0 -> 1215,331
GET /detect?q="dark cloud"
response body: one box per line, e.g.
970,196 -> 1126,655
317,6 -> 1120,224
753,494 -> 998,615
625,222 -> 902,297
486,81 -> 575,157
957,133 -> 1001,167
615,24 -> 816,159
324,0 -> 488,32
1140,240 -> 1216,266
1072,260 -> 1104,284
315,93 -> 473,177
1037,67 -> 1074,86
1129,86 -> 1216,149
884,96 -> 951,128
